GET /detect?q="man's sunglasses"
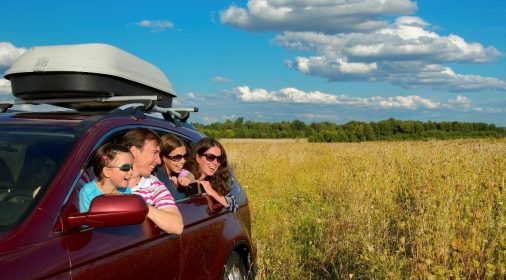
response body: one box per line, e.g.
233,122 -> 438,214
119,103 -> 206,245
201,153 -> 224,164
166,153 -> 188,162
107,164 -> 133,172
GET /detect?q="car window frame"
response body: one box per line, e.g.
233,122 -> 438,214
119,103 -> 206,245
152,128 -> 201,203
0,125 -> 77,232
59,124 -> 202,222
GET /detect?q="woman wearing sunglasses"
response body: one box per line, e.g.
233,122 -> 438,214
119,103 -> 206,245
79,143 -> 133,212
185,137 -> 238,213
159,134 -> 195,188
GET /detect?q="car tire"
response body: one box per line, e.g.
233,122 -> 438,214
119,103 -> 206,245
223,251 -> 247,280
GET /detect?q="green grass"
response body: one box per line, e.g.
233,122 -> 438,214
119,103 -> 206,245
222,139 -> 506,279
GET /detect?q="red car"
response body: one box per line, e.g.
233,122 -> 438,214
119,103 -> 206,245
0,44 -> 256,279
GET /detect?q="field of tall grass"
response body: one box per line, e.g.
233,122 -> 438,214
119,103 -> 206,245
222,139 -> 506,279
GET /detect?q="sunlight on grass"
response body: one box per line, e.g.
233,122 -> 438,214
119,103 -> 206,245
222,139 -> 506,279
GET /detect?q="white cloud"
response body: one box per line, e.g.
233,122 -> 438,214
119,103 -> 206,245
221,1 -> 505,93
184,92 -> 206,101
450,95 -> 471,104
212,76 -> 232,83
277,18 -> 500,65
220,0 -> 417,33
279,24 -> 505,91
202,115 -> 219,123
134,20 -> 175,32
300,113 -> 341,121
0,42 -> 26,72
0,78 -> 12,96
231,85 -> 486,111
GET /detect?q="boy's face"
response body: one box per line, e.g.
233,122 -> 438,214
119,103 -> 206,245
132,139 -> 162,177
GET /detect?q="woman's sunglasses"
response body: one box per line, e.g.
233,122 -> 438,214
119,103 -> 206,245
166,153 -> 188,162
107,164 -> 133,172
201,153 -> 224,164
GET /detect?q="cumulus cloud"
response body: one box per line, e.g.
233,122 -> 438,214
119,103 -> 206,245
277,18 -> 500,65
276,18 -> 504,91
0,42 -> 19,97
231,85 -> 484,111
301,113 -> 341,121
202,115 -> 219,123
221,1 -> 505,93
212,76 -> 232,83
220,0 -> 417,33
0,42 -> 26,73
134,20 -> 175,32
184,92 -> 207,101
0,79 -> 11,96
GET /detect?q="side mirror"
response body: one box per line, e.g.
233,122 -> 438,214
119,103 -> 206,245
66,194 -> 148,228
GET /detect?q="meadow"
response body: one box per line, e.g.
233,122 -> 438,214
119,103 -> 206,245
222,139 -> 506,279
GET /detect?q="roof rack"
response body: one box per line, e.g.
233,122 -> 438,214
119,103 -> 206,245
0,96 -> 199,123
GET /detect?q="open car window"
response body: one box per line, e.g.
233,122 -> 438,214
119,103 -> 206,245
154,131 -> 197,202
74,128 -> 198,204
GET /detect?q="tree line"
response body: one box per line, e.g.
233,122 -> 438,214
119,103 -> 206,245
192,117 -> 506,142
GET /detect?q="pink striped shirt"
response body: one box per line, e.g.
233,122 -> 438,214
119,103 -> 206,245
131,175 -> 177,209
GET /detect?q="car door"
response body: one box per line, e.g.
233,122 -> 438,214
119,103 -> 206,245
55,124 -> 182,280
59,173 -> 181,280
153,132 -> 231,279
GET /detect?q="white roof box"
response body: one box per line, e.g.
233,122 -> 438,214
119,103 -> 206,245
4,43 -> 175,109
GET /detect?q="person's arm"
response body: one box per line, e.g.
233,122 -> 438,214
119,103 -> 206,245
200,180 -> 238,212
199,180 -> 229,207
148,180 -> 184,234
146,205 -> 183,234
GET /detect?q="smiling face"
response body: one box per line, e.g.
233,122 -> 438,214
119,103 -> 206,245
131,139 -> 162,177
163,146 -> 187,174
196,145 -> 222,179
103,152 -> 133,188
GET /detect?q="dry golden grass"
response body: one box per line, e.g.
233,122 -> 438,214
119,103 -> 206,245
222,139 -> 506,279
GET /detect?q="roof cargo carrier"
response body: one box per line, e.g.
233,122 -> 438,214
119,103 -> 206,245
4,43 -> 175,110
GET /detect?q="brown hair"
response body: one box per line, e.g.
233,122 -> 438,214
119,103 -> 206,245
160,134 -> 186,157
92,143 -> 131,180
185,137 -> 230,195
120,128 -> 161,150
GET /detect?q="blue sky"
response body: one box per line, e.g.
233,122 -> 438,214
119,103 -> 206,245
1,0 -> 505,126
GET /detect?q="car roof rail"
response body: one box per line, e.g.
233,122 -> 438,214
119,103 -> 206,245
0,95 -> 159,112
0,96 -> 199,124
151,105 -> 199,122
111,103 -> 199,124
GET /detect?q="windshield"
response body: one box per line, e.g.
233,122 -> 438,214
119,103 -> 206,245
0,125 -> 75,231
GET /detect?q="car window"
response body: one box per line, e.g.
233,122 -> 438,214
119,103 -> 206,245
74,128 -> 199,203
154,131 -> 198,202
0,125 -> 75,231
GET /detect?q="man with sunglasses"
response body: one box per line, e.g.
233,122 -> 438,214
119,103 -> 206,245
121,128 -> 184,235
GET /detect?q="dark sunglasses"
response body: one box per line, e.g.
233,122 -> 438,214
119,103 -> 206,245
107,164 -> 133,172
166,153 -> 188,162
201,153 -> 224,164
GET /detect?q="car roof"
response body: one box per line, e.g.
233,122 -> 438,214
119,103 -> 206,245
0,107 -> 203,140
0,111 -> 88,126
